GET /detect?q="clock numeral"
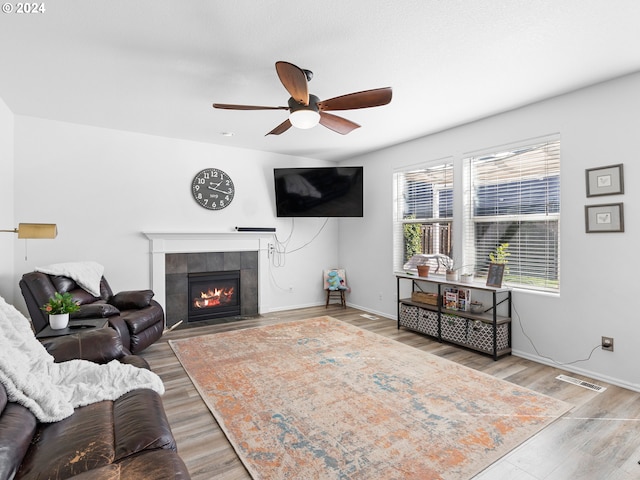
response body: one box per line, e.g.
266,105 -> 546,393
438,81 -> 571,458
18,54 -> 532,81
198,178 -> 206,185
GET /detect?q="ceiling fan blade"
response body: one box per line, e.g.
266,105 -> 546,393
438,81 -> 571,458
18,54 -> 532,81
213,103 -> 288,111
275,61 -> 309,106
266,119 -> 293,136
318,87 -> 392,111
319,112 -> 360,135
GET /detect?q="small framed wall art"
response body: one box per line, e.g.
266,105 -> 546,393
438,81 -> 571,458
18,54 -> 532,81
585,164 -> 624,197
585,203 -> 624,233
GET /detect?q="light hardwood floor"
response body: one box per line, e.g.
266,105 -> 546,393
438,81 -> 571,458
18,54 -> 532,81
140,306 -> 640,480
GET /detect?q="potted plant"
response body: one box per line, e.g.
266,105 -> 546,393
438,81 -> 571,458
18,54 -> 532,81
416,260 -> 430,277
41,292 -> 80,329
444,257 -> 458,281
460,272 -> 474,284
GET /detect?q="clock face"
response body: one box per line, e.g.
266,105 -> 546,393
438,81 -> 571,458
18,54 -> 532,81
191,168 -> 235,210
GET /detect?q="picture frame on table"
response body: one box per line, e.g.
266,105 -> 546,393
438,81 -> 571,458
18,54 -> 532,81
585,203 -> 624,233
486,263 -> 505,288
585,164 -> 624,197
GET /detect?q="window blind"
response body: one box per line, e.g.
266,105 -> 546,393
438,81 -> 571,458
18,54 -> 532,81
393,162 -> 453,271
463,138 -> 561,291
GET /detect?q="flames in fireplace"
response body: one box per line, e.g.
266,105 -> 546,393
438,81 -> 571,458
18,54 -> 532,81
188,270 -> 241,322
194,286 -> 235,309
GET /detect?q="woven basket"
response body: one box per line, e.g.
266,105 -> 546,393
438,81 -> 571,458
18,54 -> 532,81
411,291 -> 440,306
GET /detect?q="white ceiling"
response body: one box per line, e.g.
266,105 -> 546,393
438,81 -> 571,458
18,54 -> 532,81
1,0 -> 640,161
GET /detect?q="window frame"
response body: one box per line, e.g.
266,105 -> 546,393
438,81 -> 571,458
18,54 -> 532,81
462,137 -> 561,292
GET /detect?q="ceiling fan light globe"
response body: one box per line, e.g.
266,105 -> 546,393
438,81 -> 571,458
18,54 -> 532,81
289,110 -> 320,129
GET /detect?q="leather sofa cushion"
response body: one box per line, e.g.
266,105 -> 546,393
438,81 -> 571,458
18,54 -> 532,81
39,328 -> 125,364
50,275 -> 113,305
0,402 -> 37,480
17,400 -> 116,479
16,389 -> 176,480
109,290 -> 154,310
129,321 -> 164,354
51,275 -> 77,293
71,302 -> 120,319
120,303 -> 163,334
65,450 -> 191,480
113,389 -> 176,460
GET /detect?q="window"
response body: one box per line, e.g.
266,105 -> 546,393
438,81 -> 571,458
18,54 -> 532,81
393,162 -> 453,272
463,138 -> 561,291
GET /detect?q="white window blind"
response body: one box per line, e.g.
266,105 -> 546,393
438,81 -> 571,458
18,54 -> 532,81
463,138 -> 561,291
393,162 -> 453,272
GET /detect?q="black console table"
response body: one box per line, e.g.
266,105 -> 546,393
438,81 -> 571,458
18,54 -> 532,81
396,273 -> 512,360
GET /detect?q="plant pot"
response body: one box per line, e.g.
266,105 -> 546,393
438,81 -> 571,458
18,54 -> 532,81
445,270 -> 458,282
49,313 -> 69,330
416,265 -> 430,277
460,273 -> 474,284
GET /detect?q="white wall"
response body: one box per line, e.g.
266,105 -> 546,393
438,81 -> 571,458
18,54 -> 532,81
340,72 -> 640,391
6,71 -> 640,390
0,97 -> 14,300
11,116 -> 339,313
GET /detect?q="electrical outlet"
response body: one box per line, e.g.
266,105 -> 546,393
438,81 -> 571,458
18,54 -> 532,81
288,285 -> 293,293
378,292 -> 383,301
601,336 -> 614,352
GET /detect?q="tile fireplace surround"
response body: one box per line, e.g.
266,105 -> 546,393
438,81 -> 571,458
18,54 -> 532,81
143,232 -> 272,328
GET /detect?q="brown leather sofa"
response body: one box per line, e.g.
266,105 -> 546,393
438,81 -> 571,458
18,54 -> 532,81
0,327 -> 190,480
20,271 -> 164,354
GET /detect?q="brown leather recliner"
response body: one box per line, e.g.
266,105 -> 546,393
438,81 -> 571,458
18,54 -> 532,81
0,325 -> 190,480
20,271 -> 164,354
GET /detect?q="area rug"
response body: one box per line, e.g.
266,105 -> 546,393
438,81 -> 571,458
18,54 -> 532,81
169,316 -> 572,479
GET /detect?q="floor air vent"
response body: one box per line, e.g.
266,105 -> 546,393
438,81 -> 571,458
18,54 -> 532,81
556,374 -> 606,392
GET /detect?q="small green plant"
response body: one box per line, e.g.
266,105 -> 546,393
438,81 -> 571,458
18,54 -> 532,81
489,243 -> 510,264
41,292 -> 80,315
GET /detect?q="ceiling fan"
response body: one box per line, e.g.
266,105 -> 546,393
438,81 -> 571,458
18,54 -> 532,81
212,61 -> 392,136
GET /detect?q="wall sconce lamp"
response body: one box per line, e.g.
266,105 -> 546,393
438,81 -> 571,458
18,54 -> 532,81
0,223 -> 58,239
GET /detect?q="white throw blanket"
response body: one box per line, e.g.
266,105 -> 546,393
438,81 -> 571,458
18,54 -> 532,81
35,261 -> 105,297
0,295 -> 164,423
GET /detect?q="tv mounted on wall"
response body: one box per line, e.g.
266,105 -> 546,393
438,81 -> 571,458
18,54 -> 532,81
274,166 -> 364,217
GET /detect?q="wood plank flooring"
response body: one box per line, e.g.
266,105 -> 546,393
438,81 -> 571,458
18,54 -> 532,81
140,306 -> 640,480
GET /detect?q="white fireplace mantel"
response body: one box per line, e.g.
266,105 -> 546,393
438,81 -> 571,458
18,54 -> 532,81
143,231 -> 272,315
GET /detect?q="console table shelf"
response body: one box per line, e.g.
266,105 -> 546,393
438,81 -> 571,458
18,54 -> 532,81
396,273 -> 512,360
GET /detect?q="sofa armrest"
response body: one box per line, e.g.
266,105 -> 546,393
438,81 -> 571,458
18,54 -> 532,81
40,328 -> 125,363
118,354 -> 151,370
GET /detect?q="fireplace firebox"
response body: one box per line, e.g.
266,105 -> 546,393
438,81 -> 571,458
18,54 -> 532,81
188,271 -> 241,322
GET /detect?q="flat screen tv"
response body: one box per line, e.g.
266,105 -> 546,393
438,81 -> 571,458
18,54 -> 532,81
274,166 -> 364,217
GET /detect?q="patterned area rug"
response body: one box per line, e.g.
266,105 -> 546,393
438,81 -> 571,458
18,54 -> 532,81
170,316 -> 571,479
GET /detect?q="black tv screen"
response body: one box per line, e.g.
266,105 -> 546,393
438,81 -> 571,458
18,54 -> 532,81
274,167 -> 364,217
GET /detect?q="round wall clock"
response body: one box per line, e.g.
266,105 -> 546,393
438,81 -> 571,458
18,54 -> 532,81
191,168 -> 235,210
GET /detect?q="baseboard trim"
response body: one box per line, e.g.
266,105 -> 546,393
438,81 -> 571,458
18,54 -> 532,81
512,349 -> 640,393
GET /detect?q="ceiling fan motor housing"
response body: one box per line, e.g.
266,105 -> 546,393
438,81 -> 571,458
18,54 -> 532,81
288,94 -> 321,129
288,94 -> 320,112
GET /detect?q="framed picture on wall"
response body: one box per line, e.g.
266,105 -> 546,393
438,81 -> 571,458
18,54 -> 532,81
486,263 -> 505,288
585,164 -> 624,197
585,203 -> 624,233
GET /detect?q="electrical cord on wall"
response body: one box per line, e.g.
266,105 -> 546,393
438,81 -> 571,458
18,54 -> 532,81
271,218 -> 330,265
513,301 -> 601,366
268,217 -> 330,291
285,218 -> 329,254
271,219 -> 294,268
